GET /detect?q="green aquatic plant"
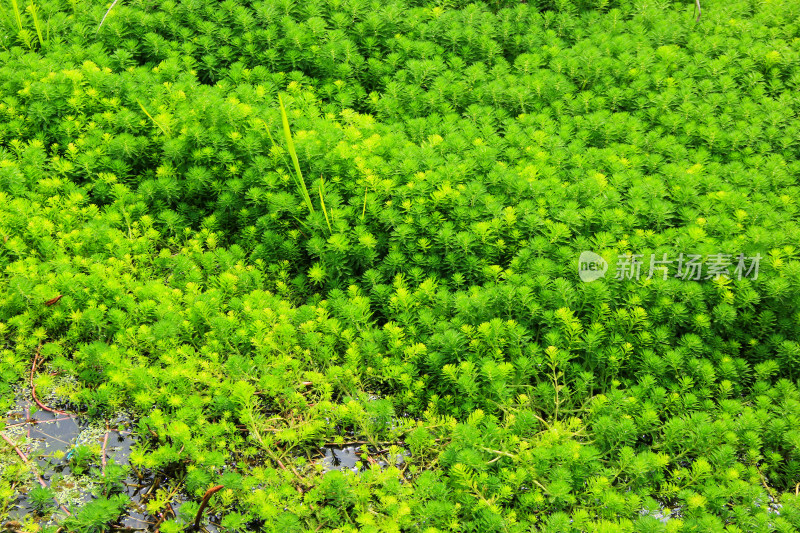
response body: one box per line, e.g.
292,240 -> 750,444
28,486 -> 56,514
67,445 -> 96,476
0,0 -> 800,530
60,494 -> 128,533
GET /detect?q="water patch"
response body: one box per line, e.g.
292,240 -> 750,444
318,443 -> 409,474
0,387 -> 186,530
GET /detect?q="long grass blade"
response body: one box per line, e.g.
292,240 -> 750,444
11,0 -> 23,32
260,117 -> 308,213
278,93 -> 314,215
29,0 -> 43,46
260,119 -> 292,172
318,176 -> 332,233
97,0 -> 119,33
136,99 -> 168,136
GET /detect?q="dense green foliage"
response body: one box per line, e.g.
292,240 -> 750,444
2,0 -> 800,530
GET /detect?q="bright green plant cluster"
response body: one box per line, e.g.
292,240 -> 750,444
2,0 -> 800,531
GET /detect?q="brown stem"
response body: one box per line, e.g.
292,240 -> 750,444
130,464 -> 143,480
141,476 -> 162,503
192,485 -> 224,530
154,511 -> 166,532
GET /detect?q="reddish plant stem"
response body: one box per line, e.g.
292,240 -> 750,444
2,433 -> 38,472
101,420 -> 110,477
193,485 -> 224,530
1,433 -> 71,516
30,344 -> 71,416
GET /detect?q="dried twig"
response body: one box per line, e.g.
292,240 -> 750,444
694,0 -> 701,22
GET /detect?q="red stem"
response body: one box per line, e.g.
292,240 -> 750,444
193,485 -> 224,530
30,344 -> 71,416
101,420 -> 110,477
1,433 -> 71,516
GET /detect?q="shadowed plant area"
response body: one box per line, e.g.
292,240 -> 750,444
1,0 -> 800,530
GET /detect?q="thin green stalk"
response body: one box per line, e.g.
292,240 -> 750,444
318,175 -> 332,233
278,93 -> 314,215
261,120 -> 290,170
136,99 -> 168,136
97,0 -> 119,33
361,184 -> 369,220
11,0 -> 23,32
291,215 -> 309,232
